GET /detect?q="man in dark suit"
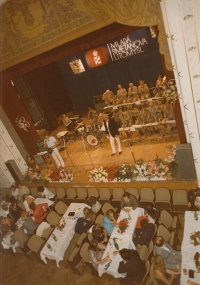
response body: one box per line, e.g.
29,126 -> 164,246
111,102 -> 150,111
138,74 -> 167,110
154,236 -> 182,271
133,219 -> 155,246
113,248 -> 146,285
187,188 -> 199,211
103,113 -> 122,156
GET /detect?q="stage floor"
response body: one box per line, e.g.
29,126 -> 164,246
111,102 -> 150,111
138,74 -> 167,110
38,122 -> 181,184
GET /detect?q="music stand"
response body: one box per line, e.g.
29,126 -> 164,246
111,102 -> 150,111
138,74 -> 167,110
33,151 -> 51,168
56,131 -> 68,156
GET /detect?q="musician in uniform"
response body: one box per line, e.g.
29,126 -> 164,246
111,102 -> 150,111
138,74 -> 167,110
102,89 -> 115,106
138,79 -> 150,100
163,102 -> 175,120
44,134 -> 65,168
155,74 -> 167,97
118,108 -> 132,127
127,83 -> 138,103
116,84 -> 127,104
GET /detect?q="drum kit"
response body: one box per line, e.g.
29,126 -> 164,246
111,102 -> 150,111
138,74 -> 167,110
78,124 -> 105,147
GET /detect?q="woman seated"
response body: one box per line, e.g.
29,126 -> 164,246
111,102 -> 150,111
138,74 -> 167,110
10,184 -> 20,201
154,254 -> 180,285
146,203 -> 160,224
29,202 -> 48,224
37,185 -> 55,200
88,239 -> 110,270
88,196 -> 101,214
103,209 -> 118,236
23,194 -> 35,212
92,223 -> 108,245
75,209 -> 96,235
9,203 -> 22,222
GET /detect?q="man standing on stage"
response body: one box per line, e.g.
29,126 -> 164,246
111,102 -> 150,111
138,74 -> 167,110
44,134 -> 65,168
103,113 -> 122,156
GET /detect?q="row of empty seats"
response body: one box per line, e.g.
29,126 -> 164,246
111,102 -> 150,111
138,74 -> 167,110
1,186 -> 189,213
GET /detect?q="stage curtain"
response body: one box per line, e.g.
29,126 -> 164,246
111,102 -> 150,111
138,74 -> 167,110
82,0 -> 172,71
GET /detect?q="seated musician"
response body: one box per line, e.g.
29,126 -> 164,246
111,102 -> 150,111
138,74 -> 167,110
163,102 -> 175,121
127,83 -> 138,103
102,89 -> 115,106
116,84 -> 127,104
118,108 -> 132,127
88,107 -> 98,125
138,79 -> 150,99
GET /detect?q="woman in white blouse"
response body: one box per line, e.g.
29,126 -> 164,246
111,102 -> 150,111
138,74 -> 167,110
37,186 -> 55,200
88,239 -> 110,270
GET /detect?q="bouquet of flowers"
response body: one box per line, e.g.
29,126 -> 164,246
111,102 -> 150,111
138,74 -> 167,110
165,145 -> 179,179
147,156 -> 172,180
190,231 -> 200,246
89,166 -> 108,182
115,164 -> 132,181
56,218 -> 66,231
117,219 -> 129,234
23,164 -> 48,183
45,167 -> 73,182
104,165 -> 119,182
132,159 -> 150,181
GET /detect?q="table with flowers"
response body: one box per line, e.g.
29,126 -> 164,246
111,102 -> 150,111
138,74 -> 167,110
181,211 -> 200,285
40,203 -> 88,267
98,207 -> 144,278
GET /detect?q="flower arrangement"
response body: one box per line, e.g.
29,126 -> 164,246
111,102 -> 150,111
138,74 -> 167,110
56,218 -> 66,231
147,156 -> 172,180
190,231 -> 200,246
165,145 -> 179,179
23,164 -> 47,183
89,166 -> 108,182
44,167 -> 73,182
115,164 -> 132,181
132,159 -> 150,181
104,165 -> 119,182
117,219 -> 129,234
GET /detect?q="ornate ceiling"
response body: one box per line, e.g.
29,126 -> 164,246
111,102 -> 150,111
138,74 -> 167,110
0,0 -> 172,71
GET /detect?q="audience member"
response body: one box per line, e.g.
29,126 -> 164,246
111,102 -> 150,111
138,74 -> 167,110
187,188 -> 200,211
103,209 -> 118,236
88,239 -> 109,270
10,184 -> 20,201
146,203 -> 160,223
17,183 -> 30,198
21,215 -> 37,235
75,210 -> 96,235
37,185 -> 55,199
29,202 -> 49,224
113,248 -> 146,285
154,254 -> 180,285
92,223 -> 108,245
154,236 -> 182,271
9,203 -> 22,222
23,194 -> 35,212
133,219 -> 156,246
121,192 -> 138,211
88,196 -> 101,214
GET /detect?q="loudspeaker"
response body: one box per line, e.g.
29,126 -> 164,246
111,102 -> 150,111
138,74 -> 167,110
5,160 -> 23,182
94,102 -> 105,114
176,143 -> 197,180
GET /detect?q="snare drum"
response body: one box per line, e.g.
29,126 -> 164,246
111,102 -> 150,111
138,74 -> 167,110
86,134 -> 98,146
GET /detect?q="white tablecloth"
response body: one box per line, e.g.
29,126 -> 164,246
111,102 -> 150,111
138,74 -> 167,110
98,207 -> 144,278
40,203 -> 87,267
181,211 -> 200,285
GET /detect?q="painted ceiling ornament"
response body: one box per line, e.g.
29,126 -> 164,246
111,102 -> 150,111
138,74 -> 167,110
15,117 -> 30,132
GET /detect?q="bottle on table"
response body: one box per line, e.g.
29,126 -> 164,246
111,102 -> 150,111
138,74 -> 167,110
47,244 -> 53,251
194,211 -> 198,220
52,233 -> 58,241
113,238 -> 119,250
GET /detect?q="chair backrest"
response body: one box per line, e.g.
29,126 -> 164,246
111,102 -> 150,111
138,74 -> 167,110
80,242 -> 90,262
30,188 -> 38,198
160,210 -> 173,228
48,187 -> 56,196
46,211 -> 60,226
99,188 -> 111,199
42,226 -> 54,240
173,189 -> 188,204
102,202 -> 116,215
147,240 -> 154,260
157,225 -> 170,243
66,187 -> 77,199
125,187 -> 139,200
112,187 -> 124,199
140,188 -> 154,201
139,244 -> 149,262
17,199 -> 26,210
142,260 -> 150,284
95,214 -> 104,227
155,188 -> 170,201
56,188 -> 66,198
55,201 -> 68,215
27,234 -> 46,253
87,187 -> 99,198
150,262 -> 159,285
76,188 -> 87,198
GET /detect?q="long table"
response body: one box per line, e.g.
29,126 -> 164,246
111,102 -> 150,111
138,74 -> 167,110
181,211 -> 200,285
98,207 -> 144,278
40,203 -> 88,267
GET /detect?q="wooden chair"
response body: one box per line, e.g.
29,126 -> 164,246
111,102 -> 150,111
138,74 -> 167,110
54,200 -> 68,215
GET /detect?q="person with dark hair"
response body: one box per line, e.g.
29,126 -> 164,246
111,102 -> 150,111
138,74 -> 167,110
146,203 -> 160,223
138,79 -> 150,99
88,196 -> 101,214
9,203 -> 22,222
103,113 -> 122,156
21,215 -> 37,235
113,248 -> 146,285
37,185 -> 55,200
88,239 -> 109,270
133,219 -> 156,246
187,188 -> 200,211
10,184 -> 20,201
29,202 -> 48,224
120,192 -> 138,212
92,223 -> 108,245
154,254 -> 180,285
154,236 -> 182,271
103,209 -> 118,236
